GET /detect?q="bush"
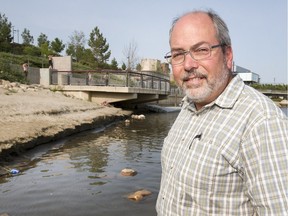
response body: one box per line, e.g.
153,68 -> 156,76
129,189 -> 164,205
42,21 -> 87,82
250,83 -> 287,91
0,60 -> 26,83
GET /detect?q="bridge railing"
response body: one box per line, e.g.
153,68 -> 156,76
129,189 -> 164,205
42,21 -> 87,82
50,69 -> 171,93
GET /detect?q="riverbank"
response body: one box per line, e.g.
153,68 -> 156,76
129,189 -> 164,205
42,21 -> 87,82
0,80 -> 132,159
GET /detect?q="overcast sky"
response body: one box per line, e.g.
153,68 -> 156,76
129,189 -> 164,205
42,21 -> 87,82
1,0 -> 287,84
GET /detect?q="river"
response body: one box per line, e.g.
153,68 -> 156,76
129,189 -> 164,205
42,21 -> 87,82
0,107 -> 287,216
0,111 -> 179,216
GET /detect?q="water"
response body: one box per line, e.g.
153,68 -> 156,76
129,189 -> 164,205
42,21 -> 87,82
0,112 -> 179,216
0,107 -> 287,216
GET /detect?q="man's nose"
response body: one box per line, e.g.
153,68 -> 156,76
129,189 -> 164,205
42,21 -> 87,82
183,52 -> 199,70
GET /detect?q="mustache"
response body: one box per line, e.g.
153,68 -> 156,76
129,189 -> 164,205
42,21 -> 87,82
182,70 -> 207,82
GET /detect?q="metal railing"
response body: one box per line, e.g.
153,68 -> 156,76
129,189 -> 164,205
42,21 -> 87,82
51,69 -> 171,93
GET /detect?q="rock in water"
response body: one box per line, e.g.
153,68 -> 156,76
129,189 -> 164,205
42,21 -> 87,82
121,168 -> 137,176
127,189 -> 152,201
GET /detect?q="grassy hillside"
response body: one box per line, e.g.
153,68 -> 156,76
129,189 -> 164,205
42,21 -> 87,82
0,52 -> 94,83
0,52 -> 286,91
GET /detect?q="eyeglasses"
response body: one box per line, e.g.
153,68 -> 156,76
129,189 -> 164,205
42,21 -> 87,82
164,43 -> 225,65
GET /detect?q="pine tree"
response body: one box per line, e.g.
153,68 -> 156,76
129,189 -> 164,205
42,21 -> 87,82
37,33 -> 49,47
110,57 -> 118,70
0,13 -> 12,52
21,28 -> 34,45
88,27 -> 111,68
51,37 -> 65,55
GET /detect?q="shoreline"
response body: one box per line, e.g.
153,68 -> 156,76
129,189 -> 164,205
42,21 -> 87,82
0,80 -> 132,160
1,80 -> 285,160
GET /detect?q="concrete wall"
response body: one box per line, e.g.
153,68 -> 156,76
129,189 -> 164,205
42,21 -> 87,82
21,56 -> 73,86
52,56 -> 72,71
27,67 -> 40,84
15,65 -> 40,84
141,59 -> 161,72
52,56 -> 72,85
39,68 -> 51,86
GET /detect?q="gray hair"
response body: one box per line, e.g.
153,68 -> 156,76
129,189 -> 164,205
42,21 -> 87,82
169,9 -> 231,51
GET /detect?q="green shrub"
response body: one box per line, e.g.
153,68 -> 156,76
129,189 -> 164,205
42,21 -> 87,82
250,83 -> 287,91
0,60 -> 26,83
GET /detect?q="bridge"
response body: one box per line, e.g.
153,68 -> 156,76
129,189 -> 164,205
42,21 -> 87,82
48,69 -> 170,107
40,68 -> 286,107
258,89 -> 287,100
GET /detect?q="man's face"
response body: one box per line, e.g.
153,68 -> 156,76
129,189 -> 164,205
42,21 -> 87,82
170,13 -> 233,109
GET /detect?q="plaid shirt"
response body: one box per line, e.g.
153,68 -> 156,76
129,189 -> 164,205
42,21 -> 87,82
156,75 -> 288,215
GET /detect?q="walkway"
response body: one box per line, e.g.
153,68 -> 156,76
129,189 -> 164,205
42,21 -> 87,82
50,69 -> 171,105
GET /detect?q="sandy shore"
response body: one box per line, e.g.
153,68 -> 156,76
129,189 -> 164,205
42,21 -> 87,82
0,80 -> 132,158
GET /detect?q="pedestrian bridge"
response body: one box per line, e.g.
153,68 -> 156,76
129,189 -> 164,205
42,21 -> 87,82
258,89 -> 287,99
48,69 -> 170,106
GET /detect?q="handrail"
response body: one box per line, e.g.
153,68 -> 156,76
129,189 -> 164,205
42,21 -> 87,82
50,69 -> 171,93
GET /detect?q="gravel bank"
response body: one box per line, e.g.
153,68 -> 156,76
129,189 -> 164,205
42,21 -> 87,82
0,80 -> 132,158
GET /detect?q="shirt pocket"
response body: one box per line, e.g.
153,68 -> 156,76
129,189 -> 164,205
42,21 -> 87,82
178,135 -> 240,193
206,137 -> 242,195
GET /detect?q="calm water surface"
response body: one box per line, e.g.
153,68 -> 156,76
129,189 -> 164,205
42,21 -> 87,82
0,112 -> 179,216
1,107 -> 287,216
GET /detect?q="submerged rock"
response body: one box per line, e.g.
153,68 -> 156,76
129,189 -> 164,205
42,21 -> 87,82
127,189 -> 152,201
131,114 -> 145,120
121,168 -> 137,176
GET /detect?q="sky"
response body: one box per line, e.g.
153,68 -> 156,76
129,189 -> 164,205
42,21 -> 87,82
1,0 -> 287,84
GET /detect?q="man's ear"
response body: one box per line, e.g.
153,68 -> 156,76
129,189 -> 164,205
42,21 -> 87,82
225,46 -> 233,70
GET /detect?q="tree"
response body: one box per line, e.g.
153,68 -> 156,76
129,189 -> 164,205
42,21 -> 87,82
37,33 -> 49,47
39,42 -> 50,57
121,62 -> 127,71
21,28 -> 34,45
81,48 -> 96,67
51,37 -> 65,55
122,40 -> 139,71
88,26 -> 111,68
37,33 -> 51,57
0,13 -> 12,52
0,60 -> 26,83
23,45 -> 41,56
110,57 -> 118,70
66,31 -> 86,62
136,63 -> 141,71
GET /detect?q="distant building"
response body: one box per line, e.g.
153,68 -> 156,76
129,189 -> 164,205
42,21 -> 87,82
233,64 -> 260,84
141,59 -> 161,72
140,58 -> 171,75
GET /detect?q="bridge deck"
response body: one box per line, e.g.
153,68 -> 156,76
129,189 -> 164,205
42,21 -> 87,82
50,70 -> 171,105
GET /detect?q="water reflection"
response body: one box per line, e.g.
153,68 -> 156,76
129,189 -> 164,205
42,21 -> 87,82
1,107 -> 285,216
0,112 -> 178,216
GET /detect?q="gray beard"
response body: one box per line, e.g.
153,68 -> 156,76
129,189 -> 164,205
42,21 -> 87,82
182,65 -> 230,104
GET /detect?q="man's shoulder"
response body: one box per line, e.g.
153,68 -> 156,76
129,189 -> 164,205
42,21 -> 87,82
240,84 -> 285,118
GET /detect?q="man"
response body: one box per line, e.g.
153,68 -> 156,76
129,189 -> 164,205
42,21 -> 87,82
156,9 -> 288,215
22,63 -> 28,79
48,55 -> 53,69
